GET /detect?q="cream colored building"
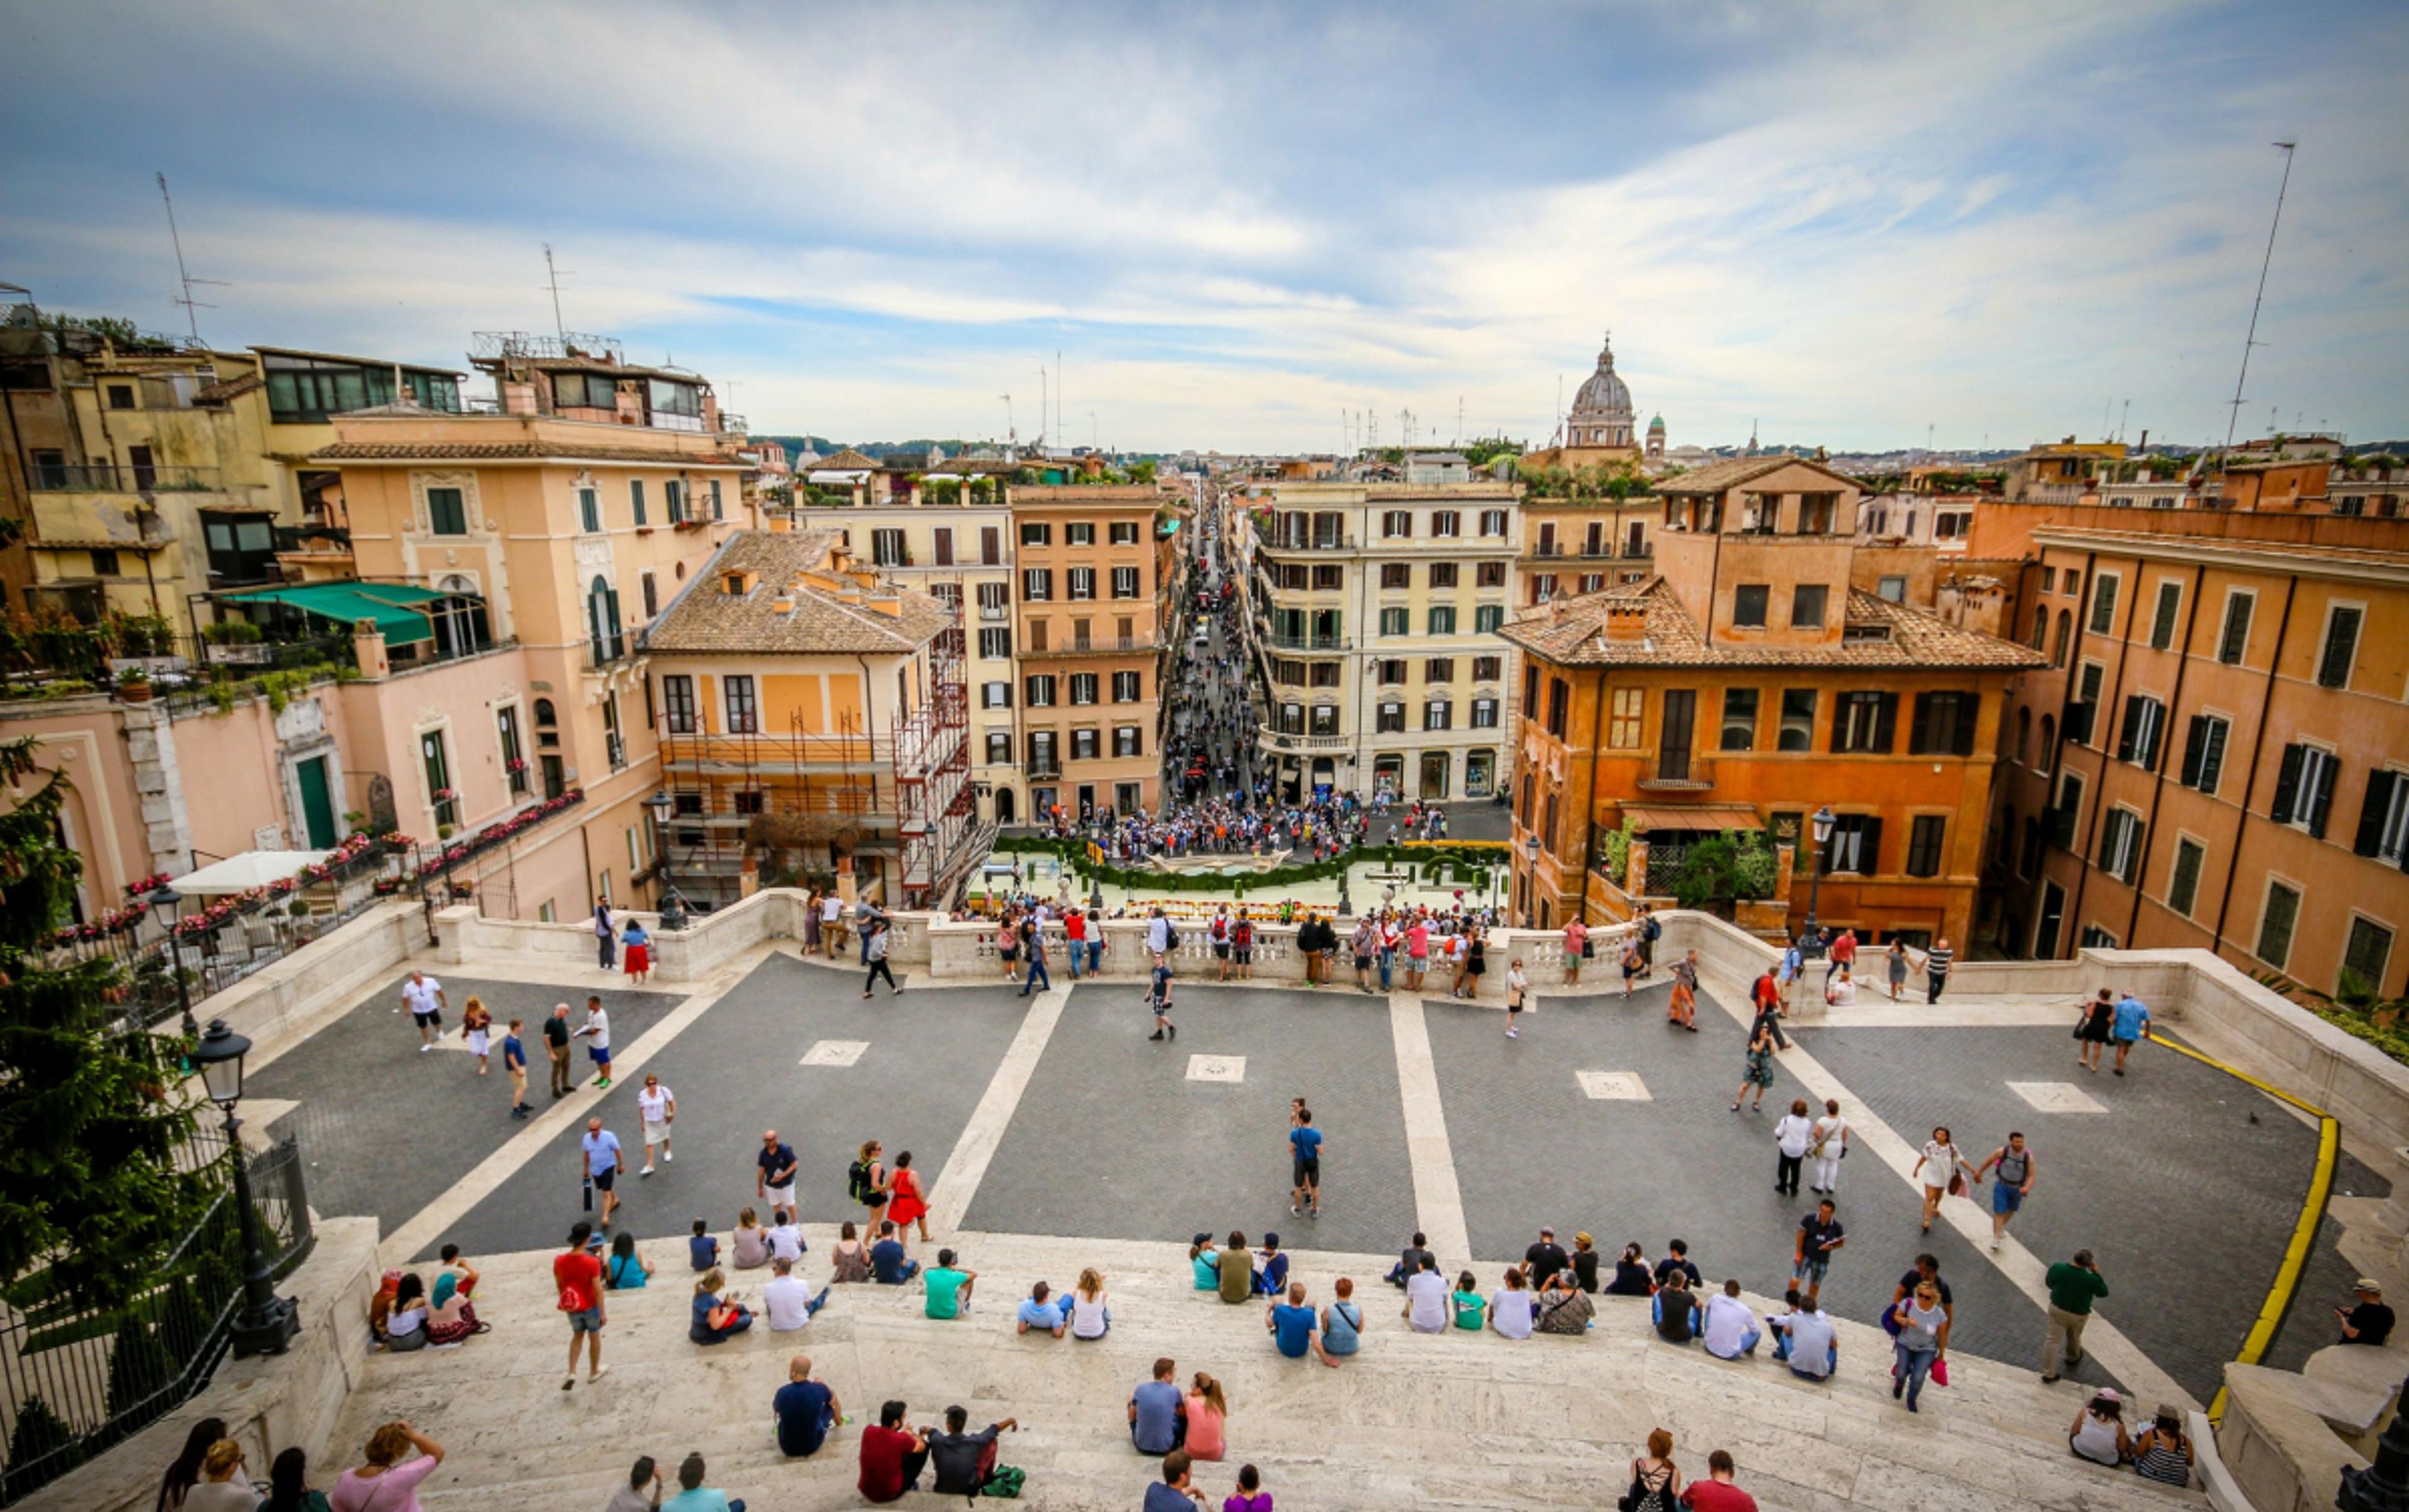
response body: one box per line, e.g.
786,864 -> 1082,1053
1244,480 -> 1519,802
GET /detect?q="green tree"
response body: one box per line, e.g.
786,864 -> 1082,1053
1667,830 -> 1778,912
1462,436 -> 1524,469
0,737 -> 205,1308
4,1393 -> 82,1488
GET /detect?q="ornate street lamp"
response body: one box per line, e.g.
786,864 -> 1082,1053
1522,834 -> 1542,928
646,792 -> 688,931
1802,806 -> 1836,960
187,1020 -> 301,1358
2341,1382 -> 2409,1511
147,884 -> 198,1040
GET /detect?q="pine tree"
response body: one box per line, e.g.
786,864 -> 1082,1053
3,1392 -> 84,1492
0,737 -> 205,1308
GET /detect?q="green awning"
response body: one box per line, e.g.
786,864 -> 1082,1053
221,582 -> 448,645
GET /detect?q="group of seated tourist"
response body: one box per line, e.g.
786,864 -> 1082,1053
366,1245 -> 487,1352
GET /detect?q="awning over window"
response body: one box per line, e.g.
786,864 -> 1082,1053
219,581 -> 449,645
1622,804 -> 1761,833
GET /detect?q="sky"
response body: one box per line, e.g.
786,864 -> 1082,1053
3,0 -> 2405,454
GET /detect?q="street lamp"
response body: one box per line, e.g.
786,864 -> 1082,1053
644,792 -> 688,931
1523,834 -> 1542,928
2341,1377 -> 2409,1510
186,1019 -> 301,1358
1802,806 -> 1836,960
147,884 -> 198,1040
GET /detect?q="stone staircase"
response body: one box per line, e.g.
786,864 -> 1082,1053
336,1229 -> 2204,1511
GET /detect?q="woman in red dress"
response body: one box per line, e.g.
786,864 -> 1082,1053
886,1149 -> 930,1244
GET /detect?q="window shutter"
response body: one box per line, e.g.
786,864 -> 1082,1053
2354,772 -> 2398,858
2269,744 -> 2304,825
1953,695 -> 1977,757
2180,716 -> 2207,787
2200,719 -> 2227,794
1858,816 -> 1883,876
2124,820 -> 2147,882
2309,755 -> 2339,840
2115,698 -> 2142,763
1908,695 -> 1934,755
1875,694 -> 1898,753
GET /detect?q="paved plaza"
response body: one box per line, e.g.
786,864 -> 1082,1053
250,945 -> 2366,1412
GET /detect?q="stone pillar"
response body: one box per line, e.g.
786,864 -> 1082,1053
121,703 -> 194,876
352,622 -> 388,680
1774,843 -> 1796,912
1625,839 -> 1649,898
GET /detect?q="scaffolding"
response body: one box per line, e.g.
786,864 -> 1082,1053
891,621 -> 975,908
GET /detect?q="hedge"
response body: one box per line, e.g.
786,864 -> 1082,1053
986,835 -> 1503,898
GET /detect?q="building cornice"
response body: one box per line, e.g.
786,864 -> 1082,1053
2029,526 -> 2409,585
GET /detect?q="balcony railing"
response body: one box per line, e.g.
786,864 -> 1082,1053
1028,759 -> 1064,779
1636,755 -> 1715,792
1258,533 -> 1358,553
28,462 -> 220,492
1258,728 -> 1351,753
1260,632 -> 1350,652
588,636 -> 630,669
1019,634 -> 1159,658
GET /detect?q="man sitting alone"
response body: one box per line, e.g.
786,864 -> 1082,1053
1700,1279 -> 1762,1360
772,1355 -> 840,1459
923,1248 -> 977,1319
762,1257 -> 829,1333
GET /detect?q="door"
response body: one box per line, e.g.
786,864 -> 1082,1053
2034,880 -> 2066,960
995,786 -> 1015,824
1659,689 -> 1696,780
295,756 -> 338,848
1420,750 -> 1451,799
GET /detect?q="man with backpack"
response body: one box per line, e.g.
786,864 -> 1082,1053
1638,905 -> 1661,974
1211,905 -> 1233,981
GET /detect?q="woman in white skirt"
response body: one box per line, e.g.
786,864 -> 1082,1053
460,996 -> 493,1075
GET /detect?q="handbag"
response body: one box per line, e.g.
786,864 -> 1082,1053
1931,1356 -> 1951,1387
1947,1171 -> 1967,1198
981,1464 -> 1026,1499
1581,939 -> 1594,959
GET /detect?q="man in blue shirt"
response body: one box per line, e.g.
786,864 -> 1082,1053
1144,1452 -> 1208,1511
1016,1281 -> 1066,1337
1128,1358 -> 1186,1453
503,1019 -> 530,1119
1289,1110 -> 1324,1218
772,1353 -> 840,1458
2111,993 -> 2152,1076
869,1221 -> 920,1285
757,1129 -> 799,1227
581,1117 -> 623,1231
1267,1281 -> 1337,1366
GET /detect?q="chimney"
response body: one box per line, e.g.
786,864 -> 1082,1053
770,595 -> 796,616
866,594 -> 903,618
1603,601 -> 1648,642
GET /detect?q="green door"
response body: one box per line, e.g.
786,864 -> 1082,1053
296,756 -> 338,848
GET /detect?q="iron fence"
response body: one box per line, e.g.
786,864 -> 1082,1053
0,1133 -> 314,1504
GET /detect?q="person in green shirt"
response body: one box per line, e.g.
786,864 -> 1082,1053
659,1451 -> 744,1512
2041,1248 -> 2109,1382
1451,1270 -> 1486,1330
923,1249 -> 978,1320
1218,1230 -> 1254,1304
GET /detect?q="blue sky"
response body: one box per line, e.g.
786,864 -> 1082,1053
3,0 -> 2403,451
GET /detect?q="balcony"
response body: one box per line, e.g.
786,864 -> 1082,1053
1018,634 -> 1159,659
29,462 -> 220,492
588,636 -> 630,669
1257,533 -> 1358,555
1028,759 -> 1064,779
1257,727 -> 1351,754
1635,755 -> 1715,792
1259,632 -> 1351,652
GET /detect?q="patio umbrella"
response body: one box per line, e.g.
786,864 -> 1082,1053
171,849 -> 334,895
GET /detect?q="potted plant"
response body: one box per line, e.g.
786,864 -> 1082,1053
115,665 -> 152,702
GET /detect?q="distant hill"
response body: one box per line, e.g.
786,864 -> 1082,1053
748,436 -> 984,464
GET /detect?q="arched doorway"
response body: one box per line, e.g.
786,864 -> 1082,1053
995,787 -> 1016,825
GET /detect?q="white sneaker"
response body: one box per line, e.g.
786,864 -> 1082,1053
640,1165 -> 654,1178
420,1043 -> 433,1053
662,1149 -> 672,1163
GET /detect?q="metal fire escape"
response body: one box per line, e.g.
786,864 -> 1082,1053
891,614 -> 975,908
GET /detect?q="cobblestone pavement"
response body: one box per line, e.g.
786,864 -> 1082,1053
249,974 -> 684,1238
963,982 -> 1415,1254
418,955 -> 1028,1260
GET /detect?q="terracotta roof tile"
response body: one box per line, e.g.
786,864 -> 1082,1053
641,530 -> 958,656
1499,578 -> 2046,670
1655,454 -> 1858,495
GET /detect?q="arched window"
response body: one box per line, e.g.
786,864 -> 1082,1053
2014,706 -> 2032,765
2037,714 -> 2056,775
533,698 -> 557,730
2051,609 -> 2072,669
2029,605 -> 2048,651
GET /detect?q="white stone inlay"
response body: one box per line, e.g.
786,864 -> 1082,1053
2007,1080 -> 2107,1114
1186,1055 -> 1246,1083
1577,1070 -> 1651,1101
800,1040 -> 869,1068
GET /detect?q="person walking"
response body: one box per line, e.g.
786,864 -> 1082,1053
502,1018 -> 531,1120
1772,1099 -> 1814,1196
400,970 -> 446,1053
582,1117 -> 624,1230
555,1221 -> 608,1390
1505,959 -> 1528,1038
1885,939 -> 1910,1001
1976,1132 -> 2036,1253
1792,1199 -> 1844,1307
1890,1281 -> 1945,1412
1669,950 -> 1699,1030
572,996 -> 614,1089
1147,959 -> 1176,1041
863,920 -> 901,998
1807,1098 -> 1849,1195
886,1150 -> 930,1245
2075,989 -> 2116,1073
1730,1020 -> 1777,1113
593,897 -> 617,970
757,1129 -> 799,1228
849,1140 -> 890,1230
460,997 -> 493,1075
621,917 -> 652,985
636,1073 -> 676,1176
1563,916 -> 1588,986
1911,1126 -> 1978,1233
2110,991 -> 2152,1075
2041,1248 -> 2109,1383
1826,928 -> 1856,986
1018,922 -> 1051,998
542,1003 -> 574,1099
1288,1109 -> 1323,1218
1924,937 -> 1954,1003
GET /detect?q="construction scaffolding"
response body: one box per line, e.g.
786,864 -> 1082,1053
891,621 -> 976,908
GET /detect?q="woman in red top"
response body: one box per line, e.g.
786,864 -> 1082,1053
886,1150 -> 930,1244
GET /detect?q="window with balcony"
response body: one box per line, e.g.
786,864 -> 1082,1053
1070,673 -> 1099,705
1470,697 -> 1499,728
1427,606 -> 1457,634
1377,702 -> 1405,733
1023,568 -> 1053,600
1905,814 -> 1946,878
1777,689 -> 1817,752
2255,879 -> 2302,968
1424,700 -> 1453,731
1279,703 -> 1304,735
1790,583 -> 1828,630
1112,567 -> 1139,599
1025,674 -> 1057,706
1733,584 -> 1770,628
1021,521 -> 1051,546
2270,743 -> 2340,838
1720,688 -> 1758,751
1115,725 -> 1143,757
1311,706 -> 1341,737
1832,691 -> 1896,753
2319,604 -> 2363,689
1068,567 -> 1096,600
1381,607 -> 1408,636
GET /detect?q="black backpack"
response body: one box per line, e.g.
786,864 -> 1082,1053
846,1160 -> 871,1203
1164,920 -> 1181,950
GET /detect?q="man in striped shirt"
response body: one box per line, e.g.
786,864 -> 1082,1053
1925,939 -> 1954,1004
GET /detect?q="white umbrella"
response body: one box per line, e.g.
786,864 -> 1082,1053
171,849 -> 334,895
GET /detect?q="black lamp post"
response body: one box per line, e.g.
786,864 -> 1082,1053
646,792 -> 688,931
187,1019 -> 301,1358
1522,834 -> 1542,928
2341,1381 -> 2409,1511
147,885 -> 198,1040
1801,806 -> 1836,961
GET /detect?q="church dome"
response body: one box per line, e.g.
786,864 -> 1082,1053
1565,334 -> 1635,448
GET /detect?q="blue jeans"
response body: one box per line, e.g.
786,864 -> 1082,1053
1894,1343 -> 1936,1408
1021,956 -> 1051,995
1378,949 -> 1395,990
1086,941 -> 1103,974
1068,943 -> 1085,978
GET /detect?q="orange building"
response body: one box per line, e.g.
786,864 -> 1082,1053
1501,455 -> 2043,948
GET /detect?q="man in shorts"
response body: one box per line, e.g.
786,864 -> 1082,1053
1147,961 -> 1176,1042
543,1003 -> 574,1098
2111,992 -> 2153,1076
555,1220 -> 607,1389
1289,1109 -> 1324,1218
1211,905 -> 1232,981
1230,910 -> 1253,980
581,1117 -> 624,1231
572,996 -> 612,1089
637,1073 -> 676,1176
400,969 -> 446,1052
1793,1200 -> 1844,1307
503,1018 -> 531,1119
758,1129 -> 800,1227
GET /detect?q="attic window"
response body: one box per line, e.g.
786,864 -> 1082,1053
720,569 -> 756,596
1842,622 -> 1891,644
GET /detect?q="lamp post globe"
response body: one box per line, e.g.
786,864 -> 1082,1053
149,884 -> 198,1040
1802,806 -> 1837,961
188,1020 -> 302,1358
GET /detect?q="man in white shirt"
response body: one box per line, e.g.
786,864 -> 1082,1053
570,998 -> 614,1090
762,1256 -> 828,1331
1701,1279 -> 1762,1359
400,971 -> 446,1051
635,1073 -> 674,1176
1401,1255 -> 1449,1333
768,1218 -> 806,1266
1773,1296 -> 1837,1380
1146,907 -> 1172,962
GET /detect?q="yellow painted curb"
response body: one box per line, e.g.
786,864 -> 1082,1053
2148,1032 -> 2337,1423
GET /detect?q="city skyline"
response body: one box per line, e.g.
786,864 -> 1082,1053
3,0 -> 2404,452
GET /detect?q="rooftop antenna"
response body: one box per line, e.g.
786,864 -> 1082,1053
156,172 -> 225,346
543,244 -> 575,341
1000,394 -> 1015,454
1056,350 -> 1063,449
1456,395 -> 1464,447
2225,142 -> 2297,450
1038,366 -> 1048,450
2119,399 -> 2130,442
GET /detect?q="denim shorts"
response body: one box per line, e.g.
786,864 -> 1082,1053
567,1304 -> 604,1334
1991,1183 -> 2024,1215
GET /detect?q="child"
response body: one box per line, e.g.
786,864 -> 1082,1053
688,1218 -> 720,1271
1506,959 -> 1528,1039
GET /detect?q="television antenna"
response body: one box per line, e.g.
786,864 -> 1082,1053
2223,142 -> 2297,450
543,245 -> 578,341
156,173 -> 226,346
